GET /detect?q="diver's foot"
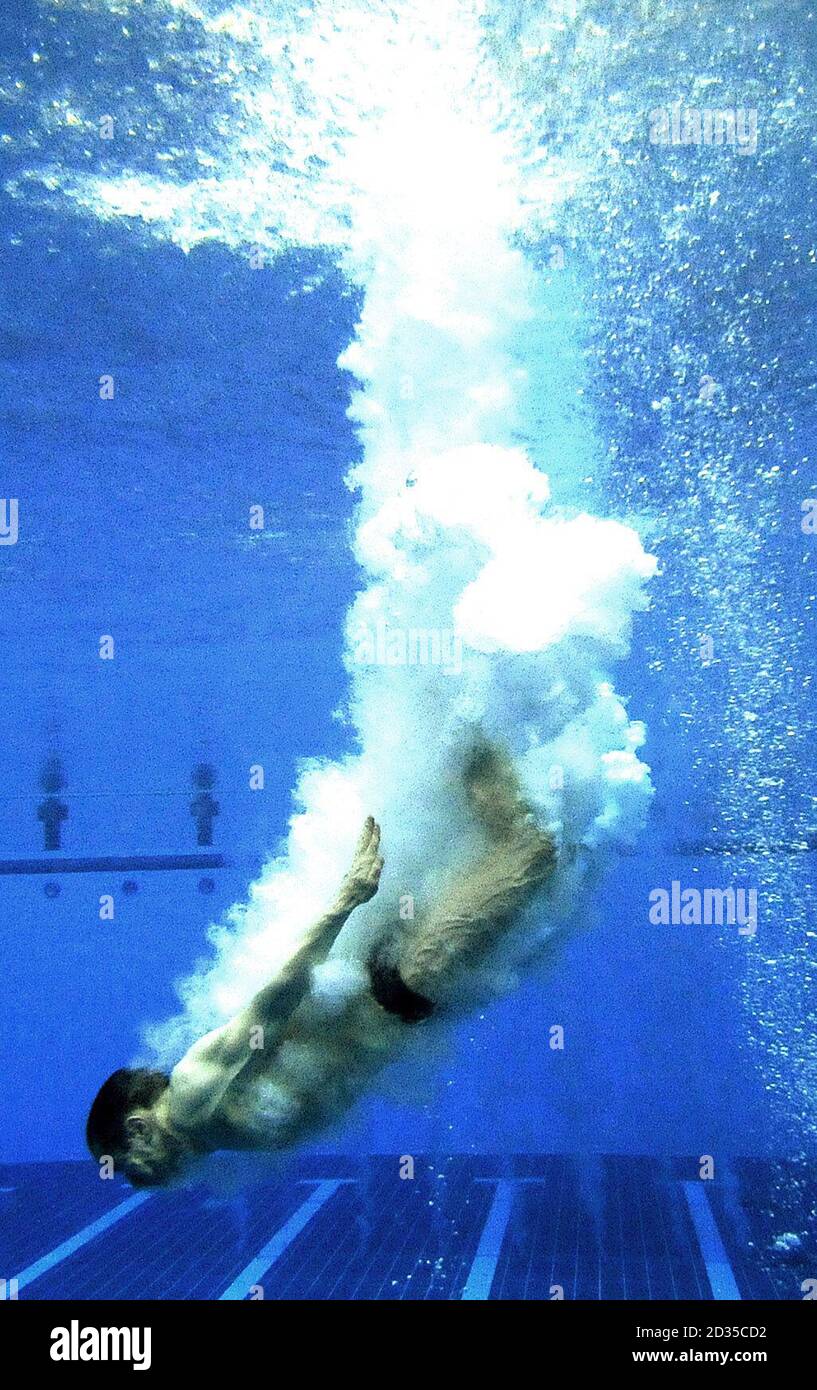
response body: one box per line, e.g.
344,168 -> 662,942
463,740 -> 528,840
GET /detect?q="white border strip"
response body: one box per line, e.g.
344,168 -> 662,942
13,1191 -> 152,1292
219,1180 -> 343,1300
461,1180 -> 515,1301
683,1181 -> 741,1300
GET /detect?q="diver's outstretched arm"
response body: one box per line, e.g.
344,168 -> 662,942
291,815 -> 384,973
167,818 -> 383,1127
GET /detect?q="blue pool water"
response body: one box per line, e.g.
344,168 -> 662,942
0,0 -> 815,1299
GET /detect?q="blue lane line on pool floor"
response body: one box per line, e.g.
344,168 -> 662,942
219,1180 -> 345,1300
683,1182 -> 742,1300
13,1191 -> 152,1293
461,1180 -> 515,1300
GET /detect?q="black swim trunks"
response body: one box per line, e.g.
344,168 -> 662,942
368,950 -> 434,1023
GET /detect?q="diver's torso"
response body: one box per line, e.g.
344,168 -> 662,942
207,988 -> 402,1152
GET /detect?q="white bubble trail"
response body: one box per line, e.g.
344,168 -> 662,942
130,3 -> 657,1071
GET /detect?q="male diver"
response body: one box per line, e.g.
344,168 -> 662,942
86,744 -> 557,1186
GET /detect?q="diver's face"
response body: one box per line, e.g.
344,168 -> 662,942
122,1108 -> 185,1187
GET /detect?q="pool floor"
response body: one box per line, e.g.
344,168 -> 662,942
0,1155 -> 812,1301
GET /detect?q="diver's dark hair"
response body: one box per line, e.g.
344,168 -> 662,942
86,1067 -> 170,1161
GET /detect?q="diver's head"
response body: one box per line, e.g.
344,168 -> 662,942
86,1067 -> 185,1188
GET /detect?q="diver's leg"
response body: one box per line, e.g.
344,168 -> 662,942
387,740 -> 556,1001
397,826 -> 556,996
460,739 -> 529,842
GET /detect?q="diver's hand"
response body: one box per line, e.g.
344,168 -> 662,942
338,816 -> 383,909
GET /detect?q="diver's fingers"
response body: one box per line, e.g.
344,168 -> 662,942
363,823 -> 382,867
359,817 -> 381,859
354,815 -> 375,857
340,820 -> 383,906
365,849 -> 384,896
